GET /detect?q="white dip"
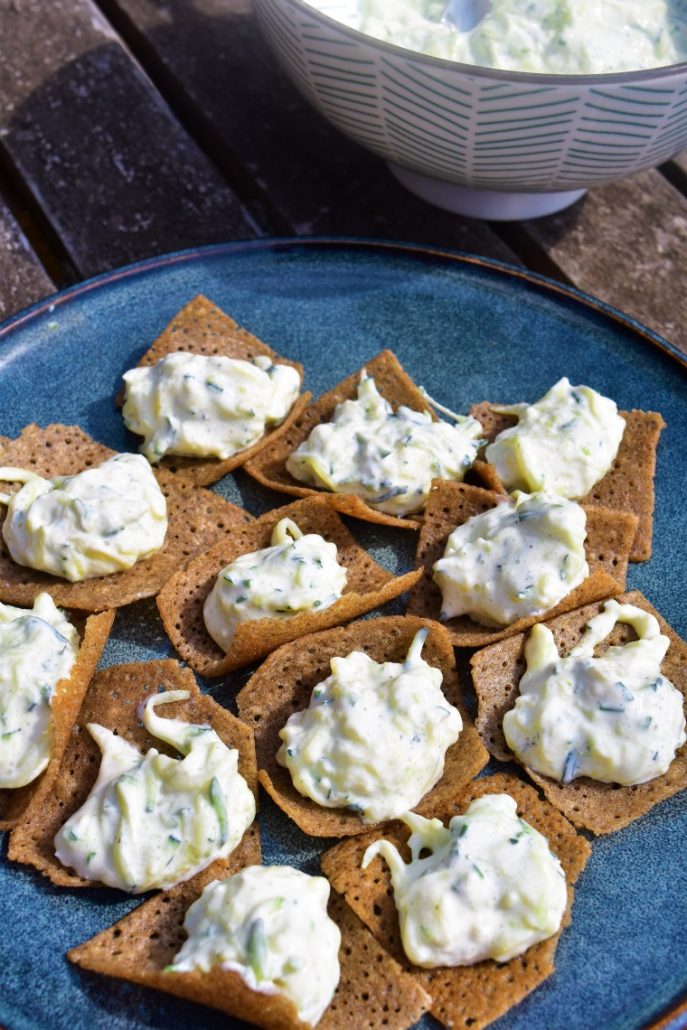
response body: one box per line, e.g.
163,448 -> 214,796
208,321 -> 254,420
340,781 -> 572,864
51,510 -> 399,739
286,372 -> 483,517
169,865 -> 341,1027
363,793 -> 567,966
278,627 -> 462,822
503,599 -> 686,785
123,351 -> 301,463
203,517 -> 348,653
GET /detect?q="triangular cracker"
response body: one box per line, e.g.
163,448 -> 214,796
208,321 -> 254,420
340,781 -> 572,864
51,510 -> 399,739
157,495 -> 422,676
471,591 -> 687,834
0,424 -> 253,610
321,772 -> 591,1030
118,295 -> 311,486
0,607 -> 114,830
68,879 -> 431,1030
9,659 -> 259,886
236,616 -> 489,838
406,479 -> 637,646
245,350 -> 449,529
470,402 -> 665,562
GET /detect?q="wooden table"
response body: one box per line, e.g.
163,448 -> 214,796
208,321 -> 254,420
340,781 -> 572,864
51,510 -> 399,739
0,0 -> 685,354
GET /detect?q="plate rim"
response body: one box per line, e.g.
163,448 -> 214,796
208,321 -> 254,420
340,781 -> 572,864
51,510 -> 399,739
1,237 -> 685,375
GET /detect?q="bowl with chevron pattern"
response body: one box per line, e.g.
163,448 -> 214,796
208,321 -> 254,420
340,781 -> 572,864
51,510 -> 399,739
253,0 -> 687,219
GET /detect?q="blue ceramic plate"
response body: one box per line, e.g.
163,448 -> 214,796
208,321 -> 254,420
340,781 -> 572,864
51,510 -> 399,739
0,239 -> 686,1030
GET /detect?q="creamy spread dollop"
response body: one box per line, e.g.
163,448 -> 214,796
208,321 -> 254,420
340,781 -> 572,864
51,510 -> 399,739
54,690 -> 255,892
277,628 -> 462,822
286,373 -> 483,517
310,0 -> 687,74
503,600 -> 686,786
0,592 -> 79,789
122,351 -> 301,463
362,794 -> 567,967
433,490 -> 589,627
203,518 -> 348,653
484,378 -> 625,500
0,453 -> 168,582
169,865 -> 341,1027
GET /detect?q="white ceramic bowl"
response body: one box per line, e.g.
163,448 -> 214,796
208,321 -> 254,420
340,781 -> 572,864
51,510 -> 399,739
253,0 -> 687,219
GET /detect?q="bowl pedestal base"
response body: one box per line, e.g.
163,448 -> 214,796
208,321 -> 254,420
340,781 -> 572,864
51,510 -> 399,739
388,163 -> 586,221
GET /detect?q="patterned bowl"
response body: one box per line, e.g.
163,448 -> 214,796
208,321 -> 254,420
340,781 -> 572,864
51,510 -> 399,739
253,0 -> 687,219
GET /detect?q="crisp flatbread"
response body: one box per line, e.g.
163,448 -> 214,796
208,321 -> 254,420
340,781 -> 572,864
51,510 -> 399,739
0,424 -> 253,610
470,402 -> 664,562
8,659 -> 259,887
245,349 -> 450,530
236,616 -> 489,838
321,772 -> 591,1030
68,880 -> 431,1030
471,591 -> 687,835
117,294 -> 311,486
406,480 -> 637,647
0,607 -> 114,830
157,494 -> 423,676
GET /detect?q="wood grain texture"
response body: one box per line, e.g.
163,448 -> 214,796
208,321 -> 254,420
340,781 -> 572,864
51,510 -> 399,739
97,0 -> 518,261
0,0 -> 254,278
0,190 -> 54,321
517,169 -> 687,353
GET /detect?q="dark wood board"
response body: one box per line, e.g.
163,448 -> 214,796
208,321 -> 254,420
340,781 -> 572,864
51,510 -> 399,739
0,190 -> 55,321
0,0 -> 255,279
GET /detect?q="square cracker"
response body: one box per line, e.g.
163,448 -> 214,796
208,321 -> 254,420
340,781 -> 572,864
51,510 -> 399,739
236,616 -> 489,838
9,658 -> 260,887
119,294 -> 312,486
157,494 -> 423,677
68,879 -> 431,1030
321,772 -> 591,1030
470,402 -> 665,562
0,423 -> 253,610
245,349 -> 453,530
0,606 -> 114,830
406,480 -> 637,647
471,591 -> 687,835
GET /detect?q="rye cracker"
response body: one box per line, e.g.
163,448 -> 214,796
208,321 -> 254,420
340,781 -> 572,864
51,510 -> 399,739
0,607 -> 114,830
157,494 -> 423,677
118,294 -> 312,486
321,772 -> 591,1030
68,880 -> 431,1030
244,349 -> 459,530
0,423 -> 253,610
8,659 -> 260,887
236,616 -> 489,838
470,401 -> 665,562
471,591 -> 687,835
406,480 -> 637,647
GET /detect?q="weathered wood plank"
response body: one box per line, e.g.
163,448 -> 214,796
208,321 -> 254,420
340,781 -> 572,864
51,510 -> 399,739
0,0 -> 255,278
0,189 -> 55,322
515,169 -> 687,353
97,0 -> 518,262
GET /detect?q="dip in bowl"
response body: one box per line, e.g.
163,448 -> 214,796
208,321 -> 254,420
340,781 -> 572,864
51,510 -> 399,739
253,0 -> 687,218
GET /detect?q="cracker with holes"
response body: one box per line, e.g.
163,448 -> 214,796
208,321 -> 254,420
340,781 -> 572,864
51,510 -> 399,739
472,591 -> 687,835
157,495 -> 423,677
406,480 -> 637,647
9,659 -> 260,889
470,398 -> 665,562
68,876 -> 431,1030
118,294 -> 311,486
0,606 -> 114,830
0,424 -> 253,610
236,616 -> 489,838
245,349 -> 487,530
321,772 -> 591,1030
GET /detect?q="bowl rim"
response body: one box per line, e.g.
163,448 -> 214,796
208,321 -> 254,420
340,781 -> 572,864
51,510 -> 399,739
265,0 -> 687,85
